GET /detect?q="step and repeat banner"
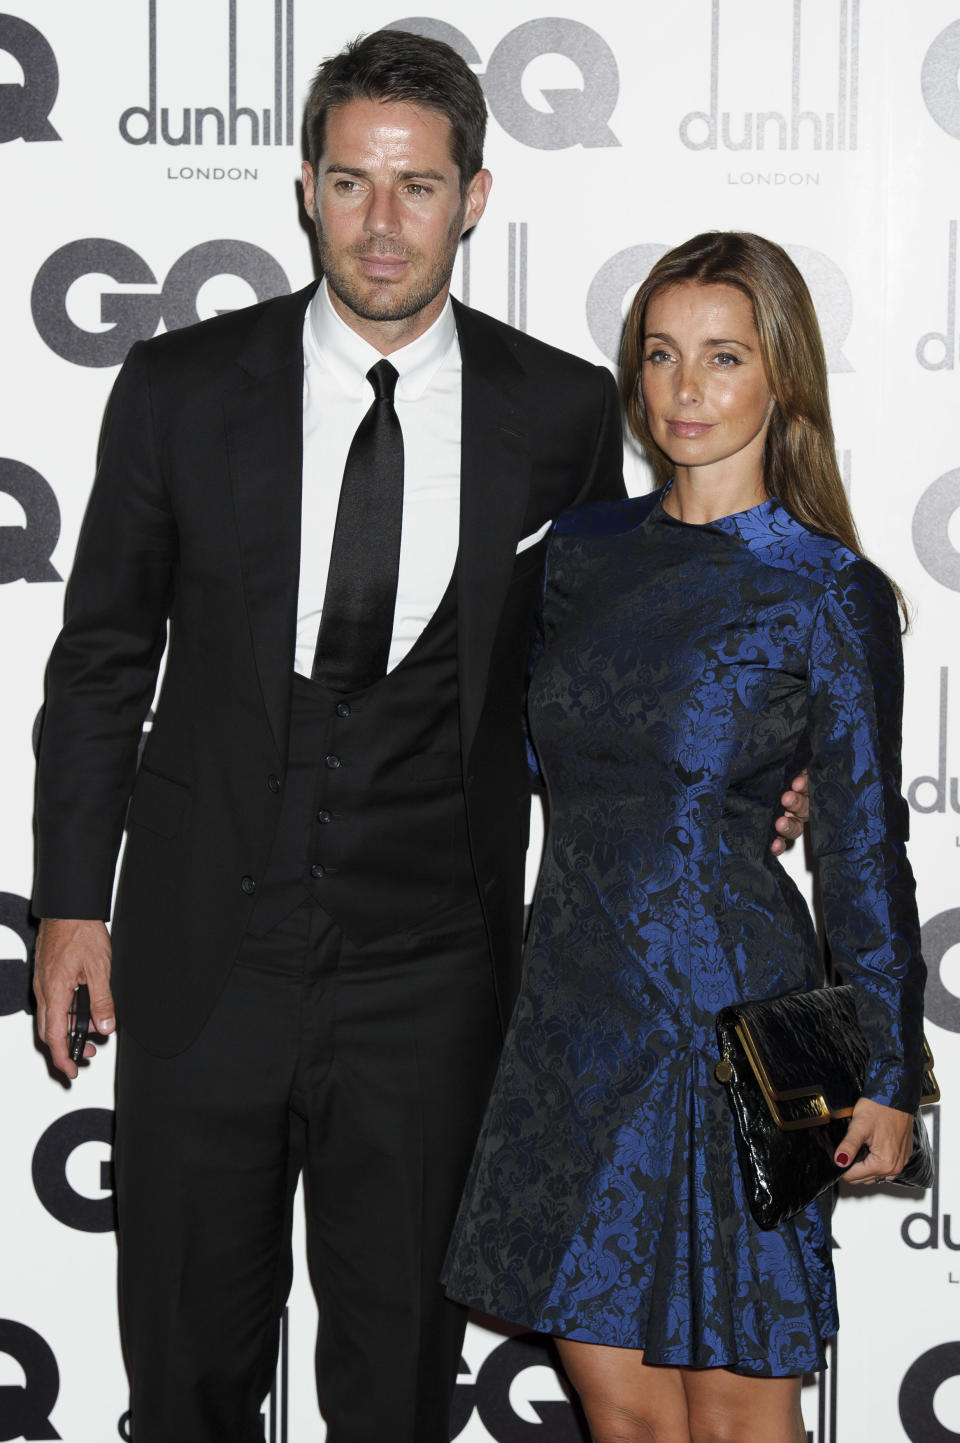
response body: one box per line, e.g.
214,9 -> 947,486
2,2 -> 959,1440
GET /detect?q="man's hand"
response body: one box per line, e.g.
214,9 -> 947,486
34,919 -> 114,1079
770,771 -> 810,855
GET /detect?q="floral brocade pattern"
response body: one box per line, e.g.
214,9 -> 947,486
443,490 -> 926,1377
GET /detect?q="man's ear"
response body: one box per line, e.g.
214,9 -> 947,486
461,168 -> 492,237
301,161 -> 317,218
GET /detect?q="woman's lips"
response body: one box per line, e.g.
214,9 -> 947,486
667,420 -> 715,438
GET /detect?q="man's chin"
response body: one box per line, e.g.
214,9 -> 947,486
327,278 -> 440,325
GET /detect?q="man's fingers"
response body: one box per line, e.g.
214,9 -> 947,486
46,1020 -> 79,1080
88,983 -> 116,1035
33,918 -> 113,1079
780,784 -> 810,824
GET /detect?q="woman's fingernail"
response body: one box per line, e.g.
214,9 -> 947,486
836,1153 -> 850,1167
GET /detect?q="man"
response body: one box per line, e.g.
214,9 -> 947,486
32,29 -> 805,1443
32,30 -> 623,1443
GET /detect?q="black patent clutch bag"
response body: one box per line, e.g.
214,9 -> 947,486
714,984 -> 940,1229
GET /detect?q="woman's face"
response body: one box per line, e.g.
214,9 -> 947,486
641,281 -> 774,485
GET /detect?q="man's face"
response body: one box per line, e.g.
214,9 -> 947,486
302,97 -> 491,346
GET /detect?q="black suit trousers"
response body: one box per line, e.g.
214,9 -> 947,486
114,896 -> 501,1443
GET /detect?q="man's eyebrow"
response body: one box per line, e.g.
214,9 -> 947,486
323,163 -> 449,183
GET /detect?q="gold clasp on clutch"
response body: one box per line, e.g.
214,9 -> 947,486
733,1021 -> 941,1132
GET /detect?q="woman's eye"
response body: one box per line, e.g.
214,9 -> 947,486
714,352 -> 741,366
644,349 -> 673,364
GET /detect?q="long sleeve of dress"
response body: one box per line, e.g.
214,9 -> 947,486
807,560 -> 926,1111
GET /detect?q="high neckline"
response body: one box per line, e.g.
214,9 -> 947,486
654,479 -> 779,533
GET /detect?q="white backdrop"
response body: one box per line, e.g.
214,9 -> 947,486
2,3 -> 959,1440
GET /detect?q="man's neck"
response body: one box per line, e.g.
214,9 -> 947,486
326,284 -> 453,356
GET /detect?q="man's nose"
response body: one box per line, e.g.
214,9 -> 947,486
363,186 -> 402,237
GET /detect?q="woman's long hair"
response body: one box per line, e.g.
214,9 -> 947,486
620,231 -> 906,619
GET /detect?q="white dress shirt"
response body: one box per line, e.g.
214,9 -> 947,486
295,280 -> 462,678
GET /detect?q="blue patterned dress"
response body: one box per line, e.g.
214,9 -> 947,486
443,488 -> 926,1376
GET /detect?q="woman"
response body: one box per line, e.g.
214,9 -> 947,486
443,233 -> 926,1443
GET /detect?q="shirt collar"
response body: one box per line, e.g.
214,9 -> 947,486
306,278 -> 459,401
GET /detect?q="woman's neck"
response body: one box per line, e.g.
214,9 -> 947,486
662,465 -> 768,525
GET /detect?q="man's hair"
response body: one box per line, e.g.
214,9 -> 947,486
304,30 -> 487,198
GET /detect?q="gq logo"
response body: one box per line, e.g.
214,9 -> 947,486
387,17 -> 619,149
922,21 -> 960,139
899,1342 -> 960,1442
31,239 -> 290,367
0,460 -> 62,585
32,1108 -> 116,1233
0,893 -> 35,1020
451,1333 -> 585,1440
0,1320 -> 61,1440
586,243 -> 853,370
920,909 -> 960,1035
913,469 -> 960,591
0,14 -> 60,143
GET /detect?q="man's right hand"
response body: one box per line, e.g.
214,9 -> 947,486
34,918 -> 114,1079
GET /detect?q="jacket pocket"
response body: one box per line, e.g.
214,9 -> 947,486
411,751 -> 462,783
127,765 -> 191,839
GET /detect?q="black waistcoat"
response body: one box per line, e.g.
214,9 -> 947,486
247,572 -> 477,945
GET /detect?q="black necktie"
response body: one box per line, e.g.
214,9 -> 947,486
312,360 -> 404,691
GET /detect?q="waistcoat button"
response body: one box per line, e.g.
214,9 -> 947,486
336,702 -> 351,718
317,810 -> 333,824
267,773 -> 280,793
310,863 -> 325,879
325,754 -> 341,769
240,875 -> 257,895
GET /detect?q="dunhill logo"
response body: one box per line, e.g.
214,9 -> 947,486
119,0 -> 294,147
679,0 -> 860,152
907,669 -> 958,813
901,1111 -> 957,1249
917,221 -> 959,369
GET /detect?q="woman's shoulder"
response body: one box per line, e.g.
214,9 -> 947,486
748,503 -> 900,646
749,502 -> 892,598
552,491 -> 659,540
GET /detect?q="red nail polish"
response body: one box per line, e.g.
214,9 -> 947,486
836,1153 -> 849,1167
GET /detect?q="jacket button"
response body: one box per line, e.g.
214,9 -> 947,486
310,863 -> 325,879
325,754 -> 341,769
267,773 -> 280,793
241,875 -> 257,895
317,809 -> 333,824
336,702 -> 351,718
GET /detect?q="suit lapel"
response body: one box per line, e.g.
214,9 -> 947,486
454,301 -> 531,755
224,283 -> 317,757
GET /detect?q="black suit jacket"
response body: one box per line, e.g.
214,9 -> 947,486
34,283 -> 625,1055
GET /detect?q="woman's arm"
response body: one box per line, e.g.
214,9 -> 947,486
806,561 -> 926,1181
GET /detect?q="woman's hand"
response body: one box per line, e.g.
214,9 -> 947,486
834,1096 -> 914,1183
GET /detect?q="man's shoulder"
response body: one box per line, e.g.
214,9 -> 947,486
452,298 -> 606,382
136,282 -> 316,373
